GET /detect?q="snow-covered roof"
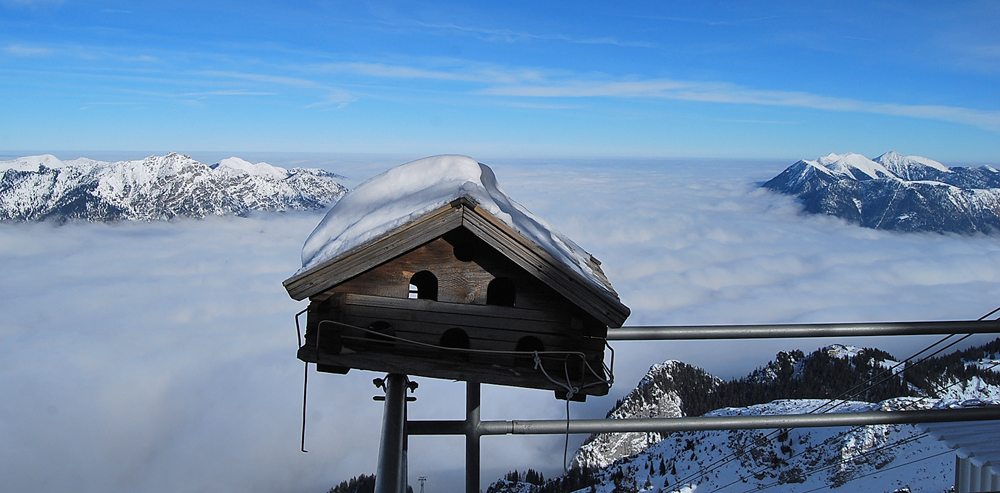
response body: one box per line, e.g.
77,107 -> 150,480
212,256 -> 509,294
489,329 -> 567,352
298,155 -> 615,292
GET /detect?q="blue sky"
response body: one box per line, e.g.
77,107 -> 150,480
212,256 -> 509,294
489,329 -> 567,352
2,0 -> 999,161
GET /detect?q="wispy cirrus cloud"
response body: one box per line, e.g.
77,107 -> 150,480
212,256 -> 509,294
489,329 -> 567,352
478,78 -> 1000,133
303,57 -> 1000,132
316,60 -> 546,85
203,71 -> 354,108
413,21 -> 655,48
4,42 -> 159,63
0,0 -> 63,7
5,44 -> 53,56
79,101 -> 141,110
175,90 -> 278,97
631,14 -> 783,27
304,92 -> 356,110
202,71 -> 330,89
498,101 -> 581,110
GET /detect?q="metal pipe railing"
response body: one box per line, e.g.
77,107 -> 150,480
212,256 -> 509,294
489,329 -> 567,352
409,406 -> 1000,436
607,320 -> 1000,340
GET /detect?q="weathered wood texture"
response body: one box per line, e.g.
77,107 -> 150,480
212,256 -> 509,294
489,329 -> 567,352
283,200 -> 629,327
301,292 -> 610,396
315,230 -> 595,312
309,293 -> 606,353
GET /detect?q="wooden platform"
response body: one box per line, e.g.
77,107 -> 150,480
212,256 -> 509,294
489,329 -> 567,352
300,293 -> 611,398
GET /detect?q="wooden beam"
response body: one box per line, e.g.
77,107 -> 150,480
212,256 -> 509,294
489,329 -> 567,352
298,346 -> 610,397
283,205 -> 464,300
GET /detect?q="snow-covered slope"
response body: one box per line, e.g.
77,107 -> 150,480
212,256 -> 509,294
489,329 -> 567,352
572,344 -> 919,471
0,153 -> 347,222
490,340 -> 1000,493
574,398 -> 959,493
572,361 -> 720,469
762,151 -> 1000,234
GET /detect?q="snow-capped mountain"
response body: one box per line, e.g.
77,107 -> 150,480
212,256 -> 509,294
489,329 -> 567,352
572,361 -> 721,470
560,398 -> 956,493
0,153 -> 348,222
762,151 -> 1000,234
488,340 -> 1000,493
572,345 -> 918,471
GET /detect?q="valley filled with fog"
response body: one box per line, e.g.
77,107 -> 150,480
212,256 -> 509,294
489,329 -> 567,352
3,156 -> 1000,492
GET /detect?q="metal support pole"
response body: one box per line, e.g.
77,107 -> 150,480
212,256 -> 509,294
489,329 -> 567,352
400,397 -> 408,493
466,381 -> 481,493
607,320 -> 1000,340
375,374 -> 408,493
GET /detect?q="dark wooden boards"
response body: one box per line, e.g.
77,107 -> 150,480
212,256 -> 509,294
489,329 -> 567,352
297,345 -> 610,397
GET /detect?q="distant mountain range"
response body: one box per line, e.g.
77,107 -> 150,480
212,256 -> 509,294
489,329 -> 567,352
763,151 -> 1000,234
487,340 -> 1000,493
0,153 -> 348,222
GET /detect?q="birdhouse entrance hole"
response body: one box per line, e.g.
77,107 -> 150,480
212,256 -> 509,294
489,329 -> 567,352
408,271 -> 438,300
453,241 -> 475,262
514,336 -> 545,367
486,277 -> 516,306
440,328 -> 470,361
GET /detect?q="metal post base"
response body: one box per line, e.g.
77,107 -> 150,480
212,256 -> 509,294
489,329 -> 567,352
466,381 -> 481,493
375,374 -> 409,493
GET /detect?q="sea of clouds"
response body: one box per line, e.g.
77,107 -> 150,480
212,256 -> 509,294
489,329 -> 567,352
2,155 -> 1000,492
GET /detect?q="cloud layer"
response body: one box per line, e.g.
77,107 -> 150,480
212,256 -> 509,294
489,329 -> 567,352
3,156 -> 1000,492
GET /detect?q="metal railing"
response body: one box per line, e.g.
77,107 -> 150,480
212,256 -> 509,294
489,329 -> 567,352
370,319 -> 1000,493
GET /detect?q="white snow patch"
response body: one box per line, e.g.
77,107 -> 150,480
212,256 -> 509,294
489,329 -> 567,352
816,152 -> 893,180
877,150 -> 952,173
212,157 -> 289,179
824,344 -> 861,359
0,154 -> 68,172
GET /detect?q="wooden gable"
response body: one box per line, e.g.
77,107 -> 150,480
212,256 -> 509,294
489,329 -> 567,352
283,198 -> 630,327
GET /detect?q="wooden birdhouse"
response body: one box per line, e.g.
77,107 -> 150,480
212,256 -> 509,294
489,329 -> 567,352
283,156 -> 629,400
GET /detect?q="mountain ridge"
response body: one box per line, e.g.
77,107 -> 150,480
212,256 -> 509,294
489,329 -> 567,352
488,339 -> 1000,493
762,151 -> 1000,234
0,152 -> 348,222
